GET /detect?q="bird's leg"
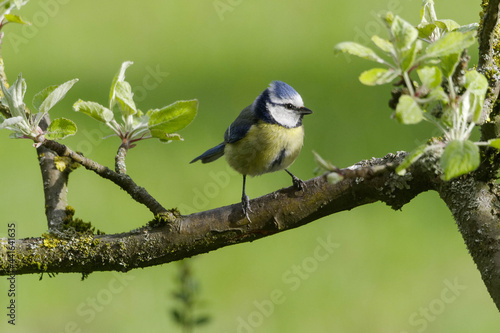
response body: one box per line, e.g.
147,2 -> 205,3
241,175 -> 252,222
285,169 -> 306,191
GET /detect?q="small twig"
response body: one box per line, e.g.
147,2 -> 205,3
115,141 -> 129,174
42,139 -> 171,217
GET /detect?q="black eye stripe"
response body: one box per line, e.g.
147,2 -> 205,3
283,103 -> 295,110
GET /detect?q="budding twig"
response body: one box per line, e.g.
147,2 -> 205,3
42,139 -> 171,218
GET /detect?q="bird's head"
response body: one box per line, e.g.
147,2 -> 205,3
253,81 -> 312,128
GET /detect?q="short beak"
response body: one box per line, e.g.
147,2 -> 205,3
299,106 -> 313,115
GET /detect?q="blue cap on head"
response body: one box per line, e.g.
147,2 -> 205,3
266,80 -> 304,108
252,81 -> 307,126
269,81 -> 299,100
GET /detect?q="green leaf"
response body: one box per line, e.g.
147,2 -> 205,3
8,132 -> 24,139
420,0 -> 437,24
0,73 -> 34,137
396,143 -> 428,175
109,61 -> 134,110
45,118 -> 77,140
462,92 -> 483,124
4,14 -> 31,25
73,99 -> 114,123
0,116 -> 20,128
441,106 -> 455,127
428,86 -> 449,102
488,138 -> 500,149
435,19 -> 460,32
371,35 -> 394,54
425,31 -> 476,58
33,85 -> 60,129
391,15 -> 419,51
334,42 -> 385,64
382,12 -> 395,27
38,79 -> 78,115
148,100 -> 198,138
114,80 -> 136,116
158,133 -> 183,143
440,140 -> 480,180
455,23 -> 479,34
465,70 -> 488,95
0,115 -> 28,134
359,68 -> 399,86
417,66 -> 442,89
401,39 -> 422,71
33,85 -> 57,111
417,1 -> 440,40
440,53 -> 460,78
417,22 -> 437,40
1,73 -> 27,121
465,70 -> 488,123
395,95 -> 423,124
11,0 -> 28,10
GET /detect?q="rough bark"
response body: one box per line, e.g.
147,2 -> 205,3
115,141 -> 129,174
36,145 -> 70,230
479,0 -> 500,140
438,177 -> 500,311
36,116 -> 74,231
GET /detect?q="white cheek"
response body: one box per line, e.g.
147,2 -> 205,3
269,104 -> 301,128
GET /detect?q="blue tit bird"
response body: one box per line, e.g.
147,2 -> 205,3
190,81 -> 312,222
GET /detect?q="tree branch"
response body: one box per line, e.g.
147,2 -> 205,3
0,152 -> 438,276
36,145 -> 73,230
439,177 -> 500,311
478,0 -> 500,139
42,139 -> 171,218
477,0 -> 500,182
4,148 -> 500,310
36,116 -> 75,231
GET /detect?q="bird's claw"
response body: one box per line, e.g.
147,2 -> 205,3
292,175 -> 306,191
242,194 -> 253,223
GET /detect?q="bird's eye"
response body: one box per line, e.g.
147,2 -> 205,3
284,103 -> 294,110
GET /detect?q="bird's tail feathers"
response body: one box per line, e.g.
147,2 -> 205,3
190,143 -> 225,164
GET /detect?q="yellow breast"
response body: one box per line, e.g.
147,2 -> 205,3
224,122 -> 305,176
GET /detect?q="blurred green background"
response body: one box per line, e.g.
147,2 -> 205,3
1,0 -> 499,332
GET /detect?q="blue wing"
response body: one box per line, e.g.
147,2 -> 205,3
224,105 -> 257,143
191,105 -> 257,164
